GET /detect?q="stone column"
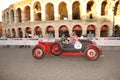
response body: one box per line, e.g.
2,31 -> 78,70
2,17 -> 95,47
15,28 -> 18,37
67,4 -> 72,20
96,27 -> 101,37
55,30 -> 59,38
14,11 -> 17,23
54,4 -> 59,20
30,6 -> 34,22
22,27 -> 25,38
109,25 -> 113,36
81,3 -> 87,19
82,25 -> 87,37
21,10 -> 24,22
96,1 -> 101,17
41,5 -> 45,21
31,27 -> 34,37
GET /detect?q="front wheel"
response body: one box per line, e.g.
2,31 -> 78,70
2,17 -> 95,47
50,43 -> 62,56
84,47 -> 99,61
32,46 -> 44,59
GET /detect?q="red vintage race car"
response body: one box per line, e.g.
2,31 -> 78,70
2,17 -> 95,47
32,38 -> 102,61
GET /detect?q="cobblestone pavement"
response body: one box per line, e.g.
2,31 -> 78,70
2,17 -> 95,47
0,47 -> 120,80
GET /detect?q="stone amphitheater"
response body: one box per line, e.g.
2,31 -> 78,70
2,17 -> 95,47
2,0 -> 120,38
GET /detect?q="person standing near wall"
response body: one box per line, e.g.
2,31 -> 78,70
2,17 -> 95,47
87,31 -> 94,40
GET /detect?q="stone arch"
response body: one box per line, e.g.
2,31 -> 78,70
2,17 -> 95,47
46,25 -> 55,37
115,1 -> 120,16
25,27 -> 31,34
7,29 -> 11,38
100,25 -> 109,37
34,26 -> 43,38
45,3 -> 54,20
16,8 -> 22,22
25,27 -> 32,38
101,1 -> 108,16
114,25 -> 120,37
2,13 -> 6,22
87,1 -> 94,13
59,25 -> 70,37
87,24 -> 96,37
12,28 -> 16,38
72,25 -> 82,37
58,2 -> 68,20
72,1 -> 80,20
18,27 -> 23,38
33,1 -> 41,21
10,9 -> 15,23
24,6 -> 30,21
6,12 -> 9,23
87,0 -> 96,19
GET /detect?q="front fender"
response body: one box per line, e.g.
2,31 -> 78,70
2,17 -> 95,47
84,44 -> 102,55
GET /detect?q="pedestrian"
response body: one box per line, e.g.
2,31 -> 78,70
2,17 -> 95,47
24,33 -> 31,48
87,31 -> 94,40
19,31 -> 24,48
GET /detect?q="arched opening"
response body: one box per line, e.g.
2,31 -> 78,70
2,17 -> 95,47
18,28 -> 23,38
25,27 -> 31,34
87,25 -> 96,37
3,13 -> 5,22
16,8 -> 22,22
7,29 -> 11,38
46,26 -> 55,38
59,25 -> 70,37
10,10 -> 14,23
87,1 -> 95,19
12,28 -> 16,38
35,26 -> 43,38
45,3 -> 54,20
72,25 -> 82,37
33,1 -> 41,21
4,29 -> 7,36
72,1 -> 80,20
114,1 -> 120,16
59,2 -> 68,20
114,25 -> 120,37
100,25 -> 108,37
101,1 -> 108,16
25,27 -> 32,38
6,12 -> 9,23
24,6 -> 30,21
87,1 -> 94,13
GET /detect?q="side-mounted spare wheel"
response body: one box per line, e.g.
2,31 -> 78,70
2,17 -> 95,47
84,47 -> 99,61
50,43 -> 62,56
32,46 -> 44,59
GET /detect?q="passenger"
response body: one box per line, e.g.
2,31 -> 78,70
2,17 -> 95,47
69,32 -> 79,44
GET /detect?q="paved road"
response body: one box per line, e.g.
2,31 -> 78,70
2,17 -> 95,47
0,47 -> 120,80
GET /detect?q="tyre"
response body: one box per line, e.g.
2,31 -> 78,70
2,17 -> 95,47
32,46 -> 44,59
84,47 -> 99,61
50,43 -> 62,56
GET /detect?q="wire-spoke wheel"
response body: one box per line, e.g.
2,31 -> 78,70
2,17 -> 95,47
32,46 -> 44,59
50,43 -> 62,56
85,47 -> 99,61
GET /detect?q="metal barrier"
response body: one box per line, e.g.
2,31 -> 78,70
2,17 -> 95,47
0,37 -> 120,46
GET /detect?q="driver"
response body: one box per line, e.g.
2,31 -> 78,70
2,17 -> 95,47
69,31 -> 79,44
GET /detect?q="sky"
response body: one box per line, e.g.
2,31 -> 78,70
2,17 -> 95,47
0,0 -> 22,21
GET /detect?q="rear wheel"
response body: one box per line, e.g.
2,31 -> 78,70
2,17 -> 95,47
32,46 -> 44,59
50,43 -> 62,56
85,47 -> 99,61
